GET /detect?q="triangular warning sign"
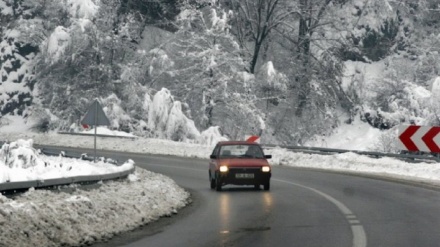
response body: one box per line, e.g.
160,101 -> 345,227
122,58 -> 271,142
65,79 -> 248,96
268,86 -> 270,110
81,100 -> 110,126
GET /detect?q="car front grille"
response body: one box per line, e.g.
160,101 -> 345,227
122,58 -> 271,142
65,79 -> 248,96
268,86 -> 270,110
228,167 -> 261,174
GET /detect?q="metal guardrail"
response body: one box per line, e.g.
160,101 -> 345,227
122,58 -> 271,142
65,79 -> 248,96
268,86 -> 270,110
38,147 -> 119,164
0,145 -> 134,193
0,167 -> 135,192
262,144 -> 440,163
58,131 -> 137,139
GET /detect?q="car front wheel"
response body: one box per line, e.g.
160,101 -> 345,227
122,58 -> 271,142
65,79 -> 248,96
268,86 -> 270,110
264,181 -> 270,191
215,173 -> 222,191
210,172 -> 215,189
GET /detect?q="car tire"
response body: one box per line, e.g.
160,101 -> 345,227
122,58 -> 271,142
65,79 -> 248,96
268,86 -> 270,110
254,184 -> 260,190
264,181 -> 270,191
210,178 -> 215,189
215,173 -> 222,191
210,172 -> 215,189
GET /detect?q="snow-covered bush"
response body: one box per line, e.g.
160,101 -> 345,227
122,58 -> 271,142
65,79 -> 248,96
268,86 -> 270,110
66,0 -> 99,19
426,77 -> 440,126
26,106 -> 60,132
0,139 -> 44,169
350,56 -> 431,130
197,126 -> 228,146
365,76 -> 431,129
101,94 -> 133,132
255,61 -> 288,107
371,127 -> 399,153
148,48 -> 174,78
147,88 -> 200,141
166,101 -> 198,141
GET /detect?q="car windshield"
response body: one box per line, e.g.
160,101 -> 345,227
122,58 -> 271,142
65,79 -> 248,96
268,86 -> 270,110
219,145 -> 264,158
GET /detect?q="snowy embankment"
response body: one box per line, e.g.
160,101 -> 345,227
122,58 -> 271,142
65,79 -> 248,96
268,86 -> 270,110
0,139 -> 134,183
0,170 -> 189,247
0,138 -> 190,247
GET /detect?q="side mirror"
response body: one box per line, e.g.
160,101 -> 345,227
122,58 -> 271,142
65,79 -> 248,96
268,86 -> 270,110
210,155 -> 217,159
264,155 -> 272,159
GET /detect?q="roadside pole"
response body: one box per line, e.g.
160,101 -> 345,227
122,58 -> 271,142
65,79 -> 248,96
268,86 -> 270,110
81,99 -> 110,162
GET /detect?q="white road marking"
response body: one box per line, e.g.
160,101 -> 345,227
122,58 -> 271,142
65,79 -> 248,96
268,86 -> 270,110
349,220 -> 361,224
273,179 -> 367,247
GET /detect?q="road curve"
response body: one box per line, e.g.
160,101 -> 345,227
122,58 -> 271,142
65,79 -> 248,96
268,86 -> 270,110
42,146 -> 440,247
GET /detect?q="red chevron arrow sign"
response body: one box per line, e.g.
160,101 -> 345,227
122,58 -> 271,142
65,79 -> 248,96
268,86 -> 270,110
245,135 -> 260,143
397,125 -> 440,153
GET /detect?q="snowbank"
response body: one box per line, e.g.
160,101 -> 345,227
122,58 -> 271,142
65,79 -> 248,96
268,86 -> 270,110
269,148 -> 440,185
0,168 -> 190,247
81,126 -> 136,137
0,137 -> 190,247
0,139 -> 134,183
305,117 -> 382,150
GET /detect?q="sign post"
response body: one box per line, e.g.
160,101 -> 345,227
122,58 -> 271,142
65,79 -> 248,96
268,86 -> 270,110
81,99 -> 110,162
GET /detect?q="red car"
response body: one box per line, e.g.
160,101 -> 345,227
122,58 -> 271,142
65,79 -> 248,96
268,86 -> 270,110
209,141 -> 272,191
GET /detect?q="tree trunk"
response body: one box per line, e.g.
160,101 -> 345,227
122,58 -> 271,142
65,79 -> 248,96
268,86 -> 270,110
250,41 -> 263,74
295,0 -> 311,116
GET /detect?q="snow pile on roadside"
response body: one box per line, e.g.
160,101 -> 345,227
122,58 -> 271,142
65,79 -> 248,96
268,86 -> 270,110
0,168 -> 190,247
0,139 -> 134,183
305,117 -> 382,151
268,147 -> 440,185
2,132 -> 213,159
81,126 -> 136,137
1,139 -> 44,169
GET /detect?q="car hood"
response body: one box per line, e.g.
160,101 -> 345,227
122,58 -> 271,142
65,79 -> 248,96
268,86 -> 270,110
219,158 -> 270,167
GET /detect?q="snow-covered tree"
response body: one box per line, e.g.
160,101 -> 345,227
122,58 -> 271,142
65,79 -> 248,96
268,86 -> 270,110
227,0 -> 298,74
145,4 -> 264,139
34,0 -> 147,129
0,0 -> 41,117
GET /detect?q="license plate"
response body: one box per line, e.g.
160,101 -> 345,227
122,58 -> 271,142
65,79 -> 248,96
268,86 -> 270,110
235,173 -> 254,179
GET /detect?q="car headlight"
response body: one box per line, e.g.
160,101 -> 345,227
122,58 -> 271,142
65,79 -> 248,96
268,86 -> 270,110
219,165 -> 229,172
262,166 -> 270,172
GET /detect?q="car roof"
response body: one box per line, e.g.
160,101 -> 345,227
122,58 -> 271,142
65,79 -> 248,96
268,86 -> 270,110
217,141 -> 261,146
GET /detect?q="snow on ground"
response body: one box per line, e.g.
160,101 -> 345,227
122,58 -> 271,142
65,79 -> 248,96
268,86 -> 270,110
305,116 -> 383,150
0,137 -> 190,247
81,126 -> 137,137
0,139 -> 134,183
0,168 -> 189,247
